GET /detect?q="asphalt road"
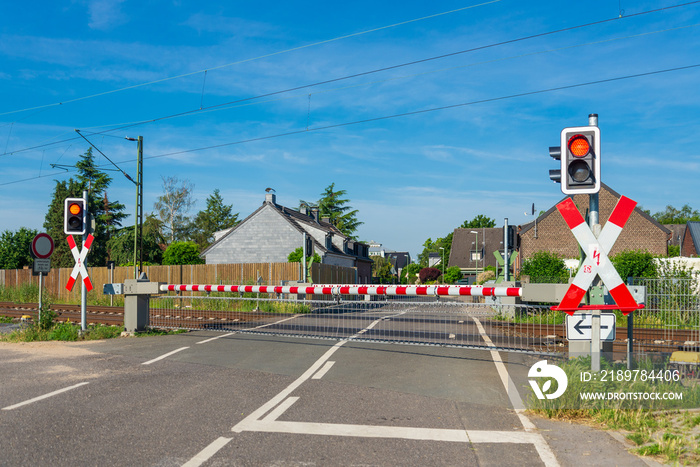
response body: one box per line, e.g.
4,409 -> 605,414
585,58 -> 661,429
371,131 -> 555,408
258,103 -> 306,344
0,330 -> 653,466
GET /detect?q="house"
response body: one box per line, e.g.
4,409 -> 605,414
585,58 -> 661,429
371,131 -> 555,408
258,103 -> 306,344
518,184 -> 671,270
681,221 -> 700,257
202,192 -> 372,283
448,227 -> 509,279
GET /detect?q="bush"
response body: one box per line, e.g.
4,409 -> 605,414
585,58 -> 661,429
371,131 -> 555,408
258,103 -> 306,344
419,267 -> 441,283
610,250 -> 656,281
520,251 -> 569,283
401,263 -> 421,284
442,266 -> 463,284
162,241 -> 204,265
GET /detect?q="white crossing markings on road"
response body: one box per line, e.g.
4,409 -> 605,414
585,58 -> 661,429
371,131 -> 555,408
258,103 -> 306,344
2,382 -> 89,411
181,436 -> 232,467
141,346 -> 190,365
311,361 -> 335,380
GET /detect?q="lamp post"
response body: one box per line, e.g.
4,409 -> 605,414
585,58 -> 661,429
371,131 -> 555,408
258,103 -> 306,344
439,247 -> 445,282
471,230 -> 479,280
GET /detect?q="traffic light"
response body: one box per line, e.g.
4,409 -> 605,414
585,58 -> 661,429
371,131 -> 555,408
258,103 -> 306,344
560,126 -> 600,195
64,198 -> 87,235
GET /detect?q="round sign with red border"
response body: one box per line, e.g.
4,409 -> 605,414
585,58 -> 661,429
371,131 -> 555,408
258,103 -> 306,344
31,233 -> 54,259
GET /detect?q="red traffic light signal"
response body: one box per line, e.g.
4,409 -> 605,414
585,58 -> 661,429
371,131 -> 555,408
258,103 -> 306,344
560,126 -> 600,195
64,198 -> 87,235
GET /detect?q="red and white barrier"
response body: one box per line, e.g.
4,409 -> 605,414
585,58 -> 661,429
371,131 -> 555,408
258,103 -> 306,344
159,284 -> 522,298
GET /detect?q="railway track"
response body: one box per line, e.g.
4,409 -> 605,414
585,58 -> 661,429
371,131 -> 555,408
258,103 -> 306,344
1,302 -> 696,356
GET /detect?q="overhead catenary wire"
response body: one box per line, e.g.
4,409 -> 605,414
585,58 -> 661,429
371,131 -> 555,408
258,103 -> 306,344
2,61 -> 696,188
3,1 -> 699,159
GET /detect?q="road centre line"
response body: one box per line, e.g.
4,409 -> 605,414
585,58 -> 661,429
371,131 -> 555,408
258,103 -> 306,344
471,316 -> 559,467
141,346 -> 190,365
2,382 -> 89,411
181,436 -> 232,467
311,361 -> 335,380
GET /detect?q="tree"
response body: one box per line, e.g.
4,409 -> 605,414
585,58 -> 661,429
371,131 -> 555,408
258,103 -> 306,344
287,247 -> 321,264
106,214 -> 165,266
371,256 -> 394,283
43,148 -> 126,267
188,189 -> 239,249
519,251 -> 569,283
652,204 -> 700,224
316,183 -> 363,238
162,241 -> 204,265
154,176 -> 195,243
400,263 -> 421,284
460,215 -> 496,229
419,267 -> 441,283
0,228 -> 38,269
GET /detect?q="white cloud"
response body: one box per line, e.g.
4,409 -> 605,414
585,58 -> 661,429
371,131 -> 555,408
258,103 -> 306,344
87,0 -> 128,31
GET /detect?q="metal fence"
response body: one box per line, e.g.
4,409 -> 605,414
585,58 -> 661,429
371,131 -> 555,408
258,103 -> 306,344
631,274 -> 700,358
150,294 -> 566,356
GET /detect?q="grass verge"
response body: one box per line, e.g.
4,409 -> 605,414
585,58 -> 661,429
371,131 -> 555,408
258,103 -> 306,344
528,356 -> 700,464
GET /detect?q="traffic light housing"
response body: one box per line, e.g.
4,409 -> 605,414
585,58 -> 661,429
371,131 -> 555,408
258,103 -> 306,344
560,126 -> 600,195
64,198 -> 87,235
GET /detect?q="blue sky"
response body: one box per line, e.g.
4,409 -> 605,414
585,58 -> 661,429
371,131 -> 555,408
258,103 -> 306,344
2,0 -> 699,259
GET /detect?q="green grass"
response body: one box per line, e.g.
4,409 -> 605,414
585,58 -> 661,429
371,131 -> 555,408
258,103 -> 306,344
528,356 -> 700,464
0,319 -> 185,342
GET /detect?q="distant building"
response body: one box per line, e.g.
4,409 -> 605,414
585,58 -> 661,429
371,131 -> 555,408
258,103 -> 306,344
368,240 -> 412,276
202,192 -> 372,283
448,227 -> 507,279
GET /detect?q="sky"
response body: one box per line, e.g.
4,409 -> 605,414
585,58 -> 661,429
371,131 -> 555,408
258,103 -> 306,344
1,0 -> 699,260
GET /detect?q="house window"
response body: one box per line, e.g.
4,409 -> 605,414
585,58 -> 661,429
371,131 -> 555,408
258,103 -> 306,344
470,249 -> 483,261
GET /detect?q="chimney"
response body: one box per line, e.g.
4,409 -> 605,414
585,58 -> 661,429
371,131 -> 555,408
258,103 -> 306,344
265,192 -> 276,204
310,207 -> 319,222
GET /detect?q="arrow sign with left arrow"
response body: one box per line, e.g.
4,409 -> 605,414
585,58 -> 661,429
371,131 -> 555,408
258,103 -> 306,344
566,313 -> 616,341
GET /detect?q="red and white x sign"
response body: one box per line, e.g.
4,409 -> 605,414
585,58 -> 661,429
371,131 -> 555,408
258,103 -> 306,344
556,195 -> 641,315
66,234 -> 94,292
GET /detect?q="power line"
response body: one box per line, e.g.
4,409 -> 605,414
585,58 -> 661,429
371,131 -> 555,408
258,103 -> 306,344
5,1 -> 698,158
2,62 -> 698,188
0,0 -> 504,118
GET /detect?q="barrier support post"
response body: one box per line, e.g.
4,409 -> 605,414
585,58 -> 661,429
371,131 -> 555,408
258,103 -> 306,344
123,273 -> 163,333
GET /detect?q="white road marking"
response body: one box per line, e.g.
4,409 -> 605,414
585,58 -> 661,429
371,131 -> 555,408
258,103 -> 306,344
472,316 -> 559,467
141,346 -> 190,365
311,361 -> 335,379
2,382 -> 89,411
182,436 -> 232,467
196,332 -> 235,344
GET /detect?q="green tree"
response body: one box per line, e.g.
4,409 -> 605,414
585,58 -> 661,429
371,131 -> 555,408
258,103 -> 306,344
0,227 -> 38,269
316,183 -> 363,238
43,148 -> 127,267
371,256 -> 394,283
162,241 -> 204,265
106,214 -> 165,266
400,263 -> 421,284
287,247 -> 321,264
460,215 -> 496,229
154,176 -> 195,243
610,250 -> 656,281
519,251 -> 569,283
652,204 -> 700,224
188,189 -> 239,249
442,266 -> 463,284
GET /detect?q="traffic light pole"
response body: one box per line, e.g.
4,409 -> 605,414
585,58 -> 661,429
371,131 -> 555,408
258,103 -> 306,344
81,189 -> 88,332
588,113 -> 602,372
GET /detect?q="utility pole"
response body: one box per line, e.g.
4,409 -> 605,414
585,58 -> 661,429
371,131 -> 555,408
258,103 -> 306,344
127,136 -> 144,278
588,113 -> 602,372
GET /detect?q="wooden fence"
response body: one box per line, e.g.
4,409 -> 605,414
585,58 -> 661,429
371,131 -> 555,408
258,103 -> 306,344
0,262 -> 357,303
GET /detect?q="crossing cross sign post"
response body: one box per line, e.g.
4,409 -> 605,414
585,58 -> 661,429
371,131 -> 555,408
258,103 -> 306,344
66,234 -> 94,292
552,195 -> 643,315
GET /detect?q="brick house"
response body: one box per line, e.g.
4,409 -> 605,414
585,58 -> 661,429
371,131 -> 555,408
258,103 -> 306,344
201,192 -> 372,283
518,184 -> 670,270
681,221 -> 700,257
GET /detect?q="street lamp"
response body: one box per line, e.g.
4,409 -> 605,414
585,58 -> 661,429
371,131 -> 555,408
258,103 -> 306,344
439,247 -> 445,282
471,230 -> 479,279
